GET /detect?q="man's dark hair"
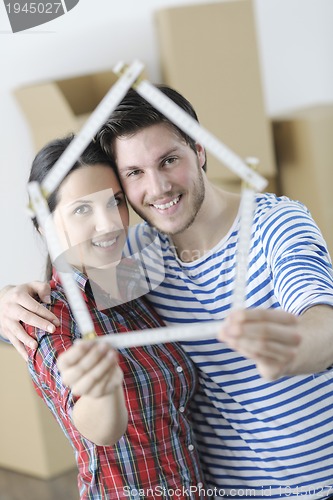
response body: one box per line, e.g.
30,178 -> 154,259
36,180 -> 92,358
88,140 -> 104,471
97,85 -> 207,171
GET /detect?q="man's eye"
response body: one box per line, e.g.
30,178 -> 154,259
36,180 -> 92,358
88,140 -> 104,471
107,197 -> 121,208
164,157 -> 177,166
127,169 -> 142,177
73,205 -> 91,215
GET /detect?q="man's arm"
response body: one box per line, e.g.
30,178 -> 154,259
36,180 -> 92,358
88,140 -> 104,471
0,282 -> 60,360
219,305 -> 333,380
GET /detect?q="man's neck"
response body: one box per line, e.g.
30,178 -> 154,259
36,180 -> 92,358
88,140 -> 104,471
171,184 -> 240,263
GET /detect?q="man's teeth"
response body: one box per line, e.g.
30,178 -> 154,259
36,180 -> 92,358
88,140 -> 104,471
93,239 -> 116,248
153,196 -> 180,210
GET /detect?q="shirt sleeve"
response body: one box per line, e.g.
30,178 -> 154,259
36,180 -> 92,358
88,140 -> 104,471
0,334 -> 10,344
25,300 -> 79,424
258,198 -> 333,315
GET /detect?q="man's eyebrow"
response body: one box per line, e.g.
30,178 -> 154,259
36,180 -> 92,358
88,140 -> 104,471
158,147 -> 179,162
118,147 -> 180,171
112,190 -> 124,197
117,165 -> 138,173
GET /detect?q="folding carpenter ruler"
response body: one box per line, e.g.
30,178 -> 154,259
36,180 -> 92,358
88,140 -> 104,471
28,60 -> 267,346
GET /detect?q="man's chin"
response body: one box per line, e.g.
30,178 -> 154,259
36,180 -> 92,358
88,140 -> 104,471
130,204 -> 197,235
150,215 -> 198,237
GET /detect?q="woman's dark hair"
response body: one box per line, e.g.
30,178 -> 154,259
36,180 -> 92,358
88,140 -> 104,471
28,134 -> 118,278
97,85 -> 207,171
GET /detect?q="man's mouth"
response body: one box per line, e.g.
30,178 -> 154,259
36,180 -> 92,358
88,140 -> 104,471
151,195 -> 181,211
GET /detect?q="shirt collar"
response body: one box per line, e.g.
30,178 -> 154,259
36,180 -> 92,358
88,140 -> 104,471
51,267 -> 90,303
51,258 -> 146,309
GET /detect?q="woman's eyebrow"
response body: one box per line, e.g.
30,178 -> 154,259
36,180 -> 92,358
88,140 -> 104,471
67,198 -> 93,207
67,190 -> 124,207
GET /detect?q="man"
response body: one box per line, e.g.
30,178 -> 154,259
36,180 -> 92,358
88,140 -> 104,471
1,86 -> 333,499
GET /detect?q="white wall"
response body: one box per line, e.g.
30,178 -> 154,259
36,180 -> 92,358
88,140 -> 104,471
255,0 -> 333,115
0,0 -> 332,288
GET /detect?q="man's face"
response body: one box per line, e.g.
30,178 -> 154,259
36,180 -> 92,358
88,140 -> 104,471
114,123 -> 206,235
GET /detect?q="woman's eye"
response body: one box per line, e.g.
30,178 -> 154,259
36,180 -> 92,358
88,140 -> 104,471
73,205 -> 91,215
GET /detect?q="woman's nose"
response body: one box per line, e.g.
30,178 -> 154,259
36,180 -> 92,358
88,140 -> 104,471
94,208 -> 123,233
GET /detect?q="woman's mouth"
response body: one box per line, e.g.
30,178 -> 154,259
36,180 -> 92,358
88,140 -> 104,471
92,238 -> 117,248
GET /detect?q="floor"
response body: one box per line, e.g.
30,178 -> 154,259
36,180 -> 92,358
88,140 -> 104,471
0,467 -> 79,500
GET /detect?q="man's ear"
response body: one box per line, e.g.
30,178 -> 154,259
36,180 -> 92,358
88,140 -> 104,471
195,143 -> 206,169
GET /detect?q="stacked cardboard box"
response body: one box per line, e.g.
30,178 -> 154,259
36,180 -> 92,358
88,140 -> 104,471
155,0 -> 277,192
14,70 -> 143,225
273,104 -> 333,256
0,342 -> 76,478
14,70 -> 119,151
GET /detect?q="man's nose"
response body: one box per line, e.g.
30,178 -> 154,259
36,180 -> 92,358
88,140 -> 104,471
147,170 -> 172,197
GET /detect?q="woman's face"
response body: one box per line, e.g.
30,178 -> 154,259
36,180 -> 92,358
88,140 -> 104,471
53,164 -> 129,271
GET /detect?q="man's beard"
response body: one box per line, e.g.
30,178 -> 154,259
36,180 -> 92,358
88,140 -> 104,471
131,165 -> 205,236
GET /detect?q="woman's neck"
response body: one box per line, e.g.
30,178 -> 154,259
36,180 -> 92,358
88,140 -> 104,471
86,266 -> 122,301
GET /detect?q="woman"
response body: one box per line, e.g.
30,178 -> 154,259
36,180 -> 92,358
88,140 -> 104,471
25,135 -> 205,499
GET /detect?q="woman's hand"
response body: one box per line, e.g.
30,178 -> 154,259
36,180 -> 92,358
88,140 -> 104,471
57,340 -> 127,445
57,340 -> 123,398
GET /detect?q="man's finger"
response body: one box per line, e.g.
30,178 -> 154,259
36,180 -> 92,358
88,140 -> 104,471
245,322 -> 300,346
233,339 -> 297,365
27,281 -> 52,304
6,322 -> 38,349
229,308 -> 298,325
9,291 -> 60,327
256,358 -> 287,381
14,304 -> 59,332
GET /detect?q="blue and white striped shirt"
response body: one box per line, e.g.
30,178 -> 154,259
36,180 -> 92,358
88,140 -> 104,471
127,193 -> 333,499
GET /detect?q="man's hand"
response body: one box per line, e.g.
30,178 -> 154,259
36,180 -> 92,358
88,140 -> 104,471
0,282 -> 60,361
219,309 -> 301,380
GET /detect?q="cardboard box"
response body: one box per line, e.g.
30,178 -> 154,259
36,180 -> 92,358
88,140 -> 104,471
14,70 -> 119,152
0,342 -> 76,478
14,69 -> 143,225
273,104 -> 333,256
155,0 -> 276,189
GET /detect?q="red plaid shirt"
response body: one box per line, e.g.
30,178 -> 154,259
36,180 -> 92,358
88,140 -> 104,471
25,269 -> 205,499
